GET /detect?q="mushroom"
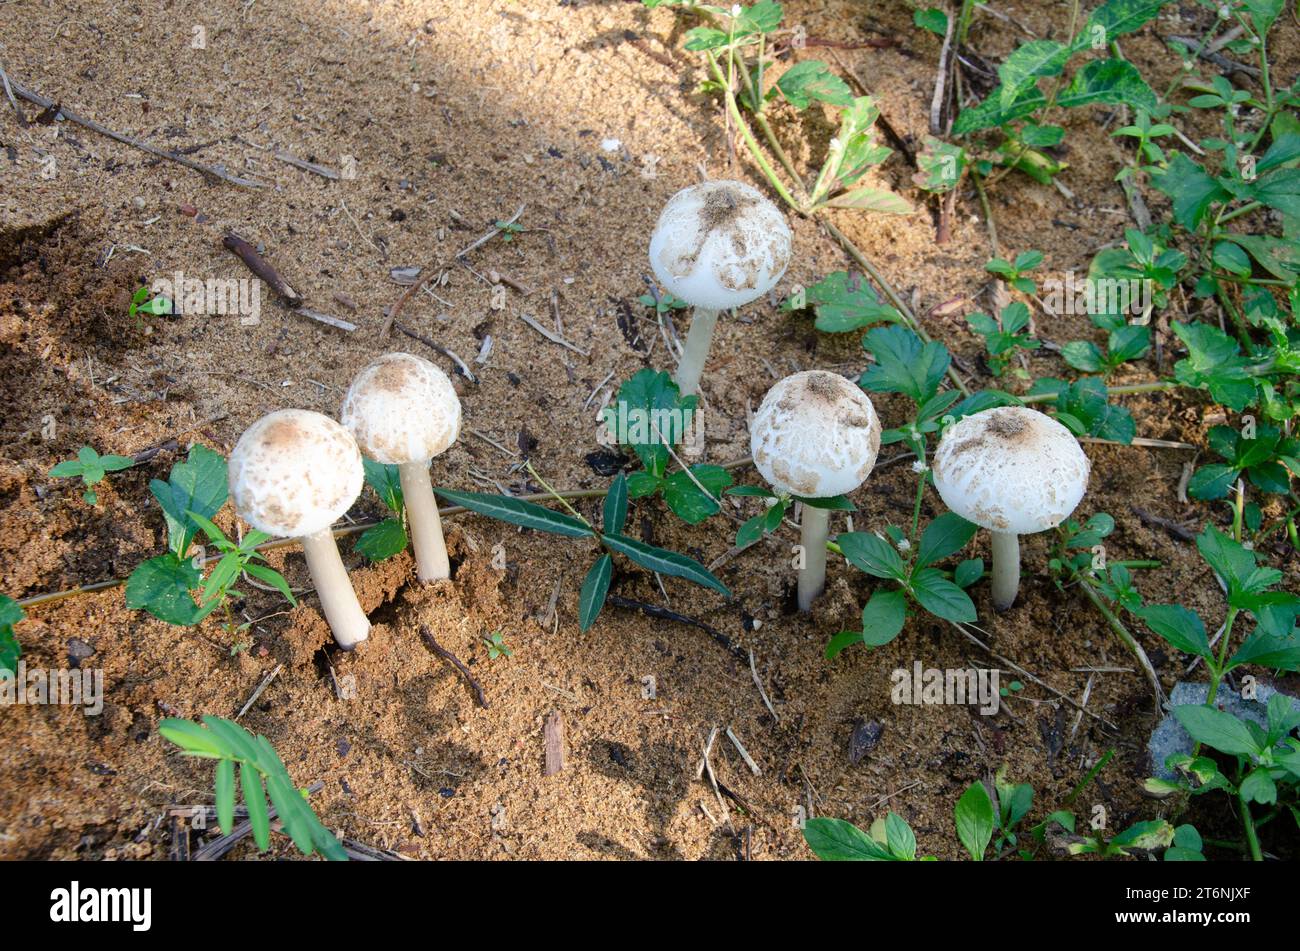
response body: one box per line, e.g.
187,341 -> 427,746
229,409 -> 370,649
340,352 -> 462,582
649,179 -> 792,396
931,406 -> 1090,612
750,370 -> 881,612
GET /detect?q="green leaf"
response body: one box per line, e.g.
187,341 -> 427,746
955,781 -> 995,860
603,369 -> 697,475
1227,628 -> 1300,672
578,555 -> 613,632
884,812 -> 917,860
913,137 -> 966,193
215,758 -> 236,836
0,595 -> 22,678
241,764 -> 271,852
1187,463 -> 1240,501
683,27 -> 730,51
1171,321 -> 1255,410
1240,769 -> 1277,805
837,531 -> 908,580
825,628 -> 863,660
1054,377 -> 1135,443
953,84 -> 1047,134
662,465 -> 732,525
1196,524 -> 1257,596
158,718 -> 227,758
791,271 -> 902,331
362,458 -> 403,512
998,41 -> 1070,109
822,186 -> 912,214
603,473 -> 628,536
1057,59 -> 1155,110
354,518 -> 409,562
125,554 -> 203,626
1061,340 -> 1105,373
1173,705 -> 1260,757
1152,154 -> 1229,231
735,0 -> 783,36
915,512 -> 978,568
776,60 -> 853,109
150,445 -> 229,558
433,489 -> 593,538
954,558 -> 984,588
913,8 -> 948,35
1079,0 -> 1172,45
600,533 -> 730,596
910,568 -> 978,622
736,512 -> 769,548
860,588 -> 908,647
803,817 -> 894,860
1136,605 -> 1211,659
860,325 -> 951,405
1257,133 -> 1300,174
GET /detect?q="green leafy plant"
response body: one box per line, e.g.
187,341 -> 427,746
494,219 -> 525,242
129,284 -> 172,322
125,445 -> 294,631
0,595 -> 22,678
435,469 -> 729,634
355,459 -> 409,561
603,370 -> 731,525
49,446 -> 135,504
483,630 -> 513,660
985,250 -> 1044,295
160,716 -> 346,860
1188,422 -> 1297,501
637,287 -> 689,316
968,301 -> 1041,378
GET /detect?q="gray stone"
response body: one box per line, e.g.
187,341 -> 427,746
1148,680 -> 1300,778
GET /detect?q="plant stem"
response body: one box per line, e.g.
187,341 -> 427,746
1065,747 -> 1116,805
1019,380 -> 1178,404
1076,573 -> 1164,706
1239,792 -> 1263,861
705,51 -> 801,210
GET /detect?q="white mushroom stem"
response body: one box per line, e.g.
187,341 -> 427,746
797,504 -> 830,613
398,461 -> 450,582
299,528 -> 371,649
674,307 -> 719,397
990,531 -> 1021,612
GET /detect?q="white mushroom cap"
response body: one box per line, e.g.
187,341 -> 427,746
649,180 -> 792,311
932,406 -> 1090,535
229,409 -> 364,538
750,370 -> 881,498
340,352 -> 461,465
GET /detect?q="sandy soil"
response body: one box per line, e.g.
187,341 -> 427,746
0,0 -> 1296,860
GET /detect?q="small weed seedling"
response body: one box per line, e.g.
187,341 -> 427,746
967,301 -> 1041,379
354,458 -> 409,562
483,630 -> 513,660
160,716 -> 346,860
494,219 -> 525,242
49,446 -> 135,504
125,445 -> 295,633
129,284 -> 172,323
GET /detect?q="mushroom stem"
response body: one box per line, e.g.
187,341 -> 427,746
299,527 -> 371,649
398,461 -> 450,582
797,504 -> 830,612
990,531 -> 1021,611
674,307 -> 719,397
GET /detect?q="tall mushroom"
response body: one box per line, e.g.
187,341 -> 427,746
229,409 -> 370,649
340,352 -> 462,582
750,370 -> 881,612
931,406 -> 1090,611
649,179 -> 792,396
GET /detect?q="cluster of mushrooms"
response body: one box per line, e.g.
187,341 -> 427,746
650,179 -> 1091,614
228,352 -> 462,649
226,177 -> 1092,649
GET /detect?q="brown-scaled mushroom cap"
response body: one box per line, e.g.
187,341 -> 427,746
932,406 -> 1090,534
648,180 -> 792,311
340,352 -> 462,465
229,409 -> 364,538
750,370 -> 881,498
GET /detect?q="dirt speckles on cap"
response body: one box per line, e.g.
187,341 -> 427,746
341,352 -> 462,465
932,406 -> 1090,535
751,370 -> 881,499
229,409 -> 364,538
